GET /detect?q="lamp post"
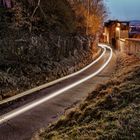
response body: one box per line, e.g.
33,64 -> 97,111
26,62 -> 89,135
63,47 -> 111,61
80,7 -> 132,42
116,23 -> 121,49
116,22 -> 121,39
116,27 -> 120,38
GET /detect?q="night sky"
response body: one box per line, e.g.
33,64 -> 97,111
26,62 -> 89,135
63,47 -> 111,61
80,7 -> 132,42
105,0 -> 140,21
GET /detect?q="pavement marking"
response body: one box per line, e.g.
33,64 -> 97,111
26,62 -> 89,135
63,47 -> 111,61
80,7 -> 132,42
0,45 -> 106,105
0,44 -> 112,125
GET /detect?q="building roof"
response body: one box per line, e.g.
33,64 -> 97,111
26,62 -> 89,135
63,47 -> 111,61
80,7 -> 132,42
105,20 -> 130,27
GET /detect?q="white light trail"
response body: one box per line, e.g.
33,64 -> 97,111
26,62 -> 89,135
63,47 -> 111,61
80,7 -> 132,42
0,44 -> 112,125
0,45 -> 106,105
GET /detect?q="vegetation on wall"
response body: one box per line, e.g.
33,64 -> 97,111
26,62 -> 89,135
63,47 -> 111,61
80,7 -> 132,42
0,0 -> 107,99
0,0 -> 76,33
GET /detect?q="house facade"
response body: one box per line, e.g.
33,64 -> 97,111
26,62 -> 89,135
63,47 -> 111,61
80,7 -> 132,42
103,20 -> 129,49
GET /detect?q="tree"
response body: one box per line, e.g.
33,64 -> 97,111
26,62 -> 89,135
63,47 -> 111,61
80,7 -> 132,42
67,0 -> 107,35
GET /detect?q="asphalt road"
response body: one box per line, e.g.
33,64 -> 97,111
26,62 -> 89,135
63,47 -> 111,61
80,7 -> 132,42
0,46 -> 116,140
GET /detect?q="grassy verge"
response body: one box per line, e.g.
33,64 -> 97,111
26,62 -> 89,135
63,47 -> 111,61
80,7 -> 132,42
38,53 -> 140,140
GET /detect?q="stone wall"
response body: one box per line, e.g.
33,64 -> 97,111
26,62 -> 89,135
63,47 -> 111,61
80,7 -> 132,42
0,33 -> 98,100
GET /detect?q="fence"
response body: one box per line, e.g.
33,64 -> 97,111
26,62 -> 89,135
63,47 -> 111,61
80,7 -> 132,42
119,38 -> 140,56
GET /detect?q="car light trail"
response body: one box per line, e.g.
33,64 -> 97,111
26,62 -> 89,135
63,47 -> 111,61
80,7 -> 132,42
0,44 -> 112,125
0,45 -> 106,105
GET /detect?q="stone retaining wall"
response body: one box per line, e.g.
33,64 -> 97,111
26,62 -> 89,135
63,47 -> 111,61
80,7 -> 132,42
0,33 -> 98,100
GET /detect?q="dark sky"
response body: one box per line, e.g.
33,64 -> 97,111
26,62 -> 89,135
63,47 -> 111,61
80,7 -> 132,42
105,0 -> 140,21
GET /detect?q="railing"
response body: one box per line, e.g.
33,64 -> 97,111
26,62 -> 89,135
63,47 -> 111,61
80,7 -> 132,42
119,38 -> 140,56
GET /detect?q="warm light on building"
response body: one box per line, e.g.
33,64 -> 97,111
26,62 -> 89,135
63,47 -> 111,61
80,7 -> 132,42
116,27 -> 120,31
103,20 -> 129,48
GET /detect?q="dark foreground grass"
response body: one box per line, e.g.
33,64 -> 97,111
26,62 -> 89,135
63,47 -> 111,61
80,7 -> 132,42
39,54 -> 140,140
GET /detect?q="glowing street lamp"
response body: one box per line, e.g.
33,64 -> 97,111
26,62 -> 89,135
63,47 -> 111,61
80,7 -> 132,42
116,26 -> 120,38
115,23 -> 121,49
116,27 -> 120,32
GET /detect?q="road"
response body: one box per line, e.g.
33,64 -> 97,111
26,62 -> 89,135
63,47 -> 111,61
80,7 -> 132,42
0,45 -> 116,140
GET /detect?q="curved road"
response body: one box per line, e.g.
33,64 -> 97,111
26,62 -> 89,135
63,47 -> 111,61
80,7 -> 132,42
0,44 -> 116,140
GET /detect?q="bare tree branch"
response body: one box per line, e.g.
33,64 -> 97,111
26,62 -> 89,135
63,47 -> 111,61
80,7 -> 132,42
31,0 -> 41,18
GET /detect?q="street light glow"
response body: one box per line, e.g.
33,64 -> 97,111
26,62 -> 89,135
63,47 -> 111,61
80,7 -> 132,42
116,27 -> 120,31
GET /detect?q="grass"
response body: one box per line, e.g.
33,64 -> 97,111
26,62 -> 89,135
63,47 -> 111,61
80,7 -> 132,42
39,54 -> 140,140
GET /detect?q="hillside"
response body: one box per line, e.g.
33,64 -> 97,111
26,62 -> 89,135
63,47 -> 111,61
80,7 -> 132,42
38,54 -> 140,140
0,0 -> 106,100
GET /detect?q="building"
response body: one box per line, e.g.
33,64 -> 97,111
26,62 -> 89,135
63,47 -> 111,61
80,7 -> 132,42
103,20 -> 129,49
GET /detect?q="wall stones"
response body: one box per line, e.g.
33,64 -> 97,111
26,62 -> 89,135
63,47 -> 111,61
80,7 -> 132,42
0,33 -> 98,100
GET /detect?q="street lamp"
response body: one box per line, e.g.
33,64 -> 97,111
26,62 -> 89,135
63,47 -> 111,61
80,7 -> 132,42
116,26 -> 120,38
115,24 -> 121,50
116,27 -> 120,32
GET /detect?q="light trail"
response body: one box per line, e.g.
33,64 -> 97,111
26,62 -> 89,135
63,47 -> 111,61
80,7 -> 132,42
0,45 -> 106,105
0,44 -> 112,125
